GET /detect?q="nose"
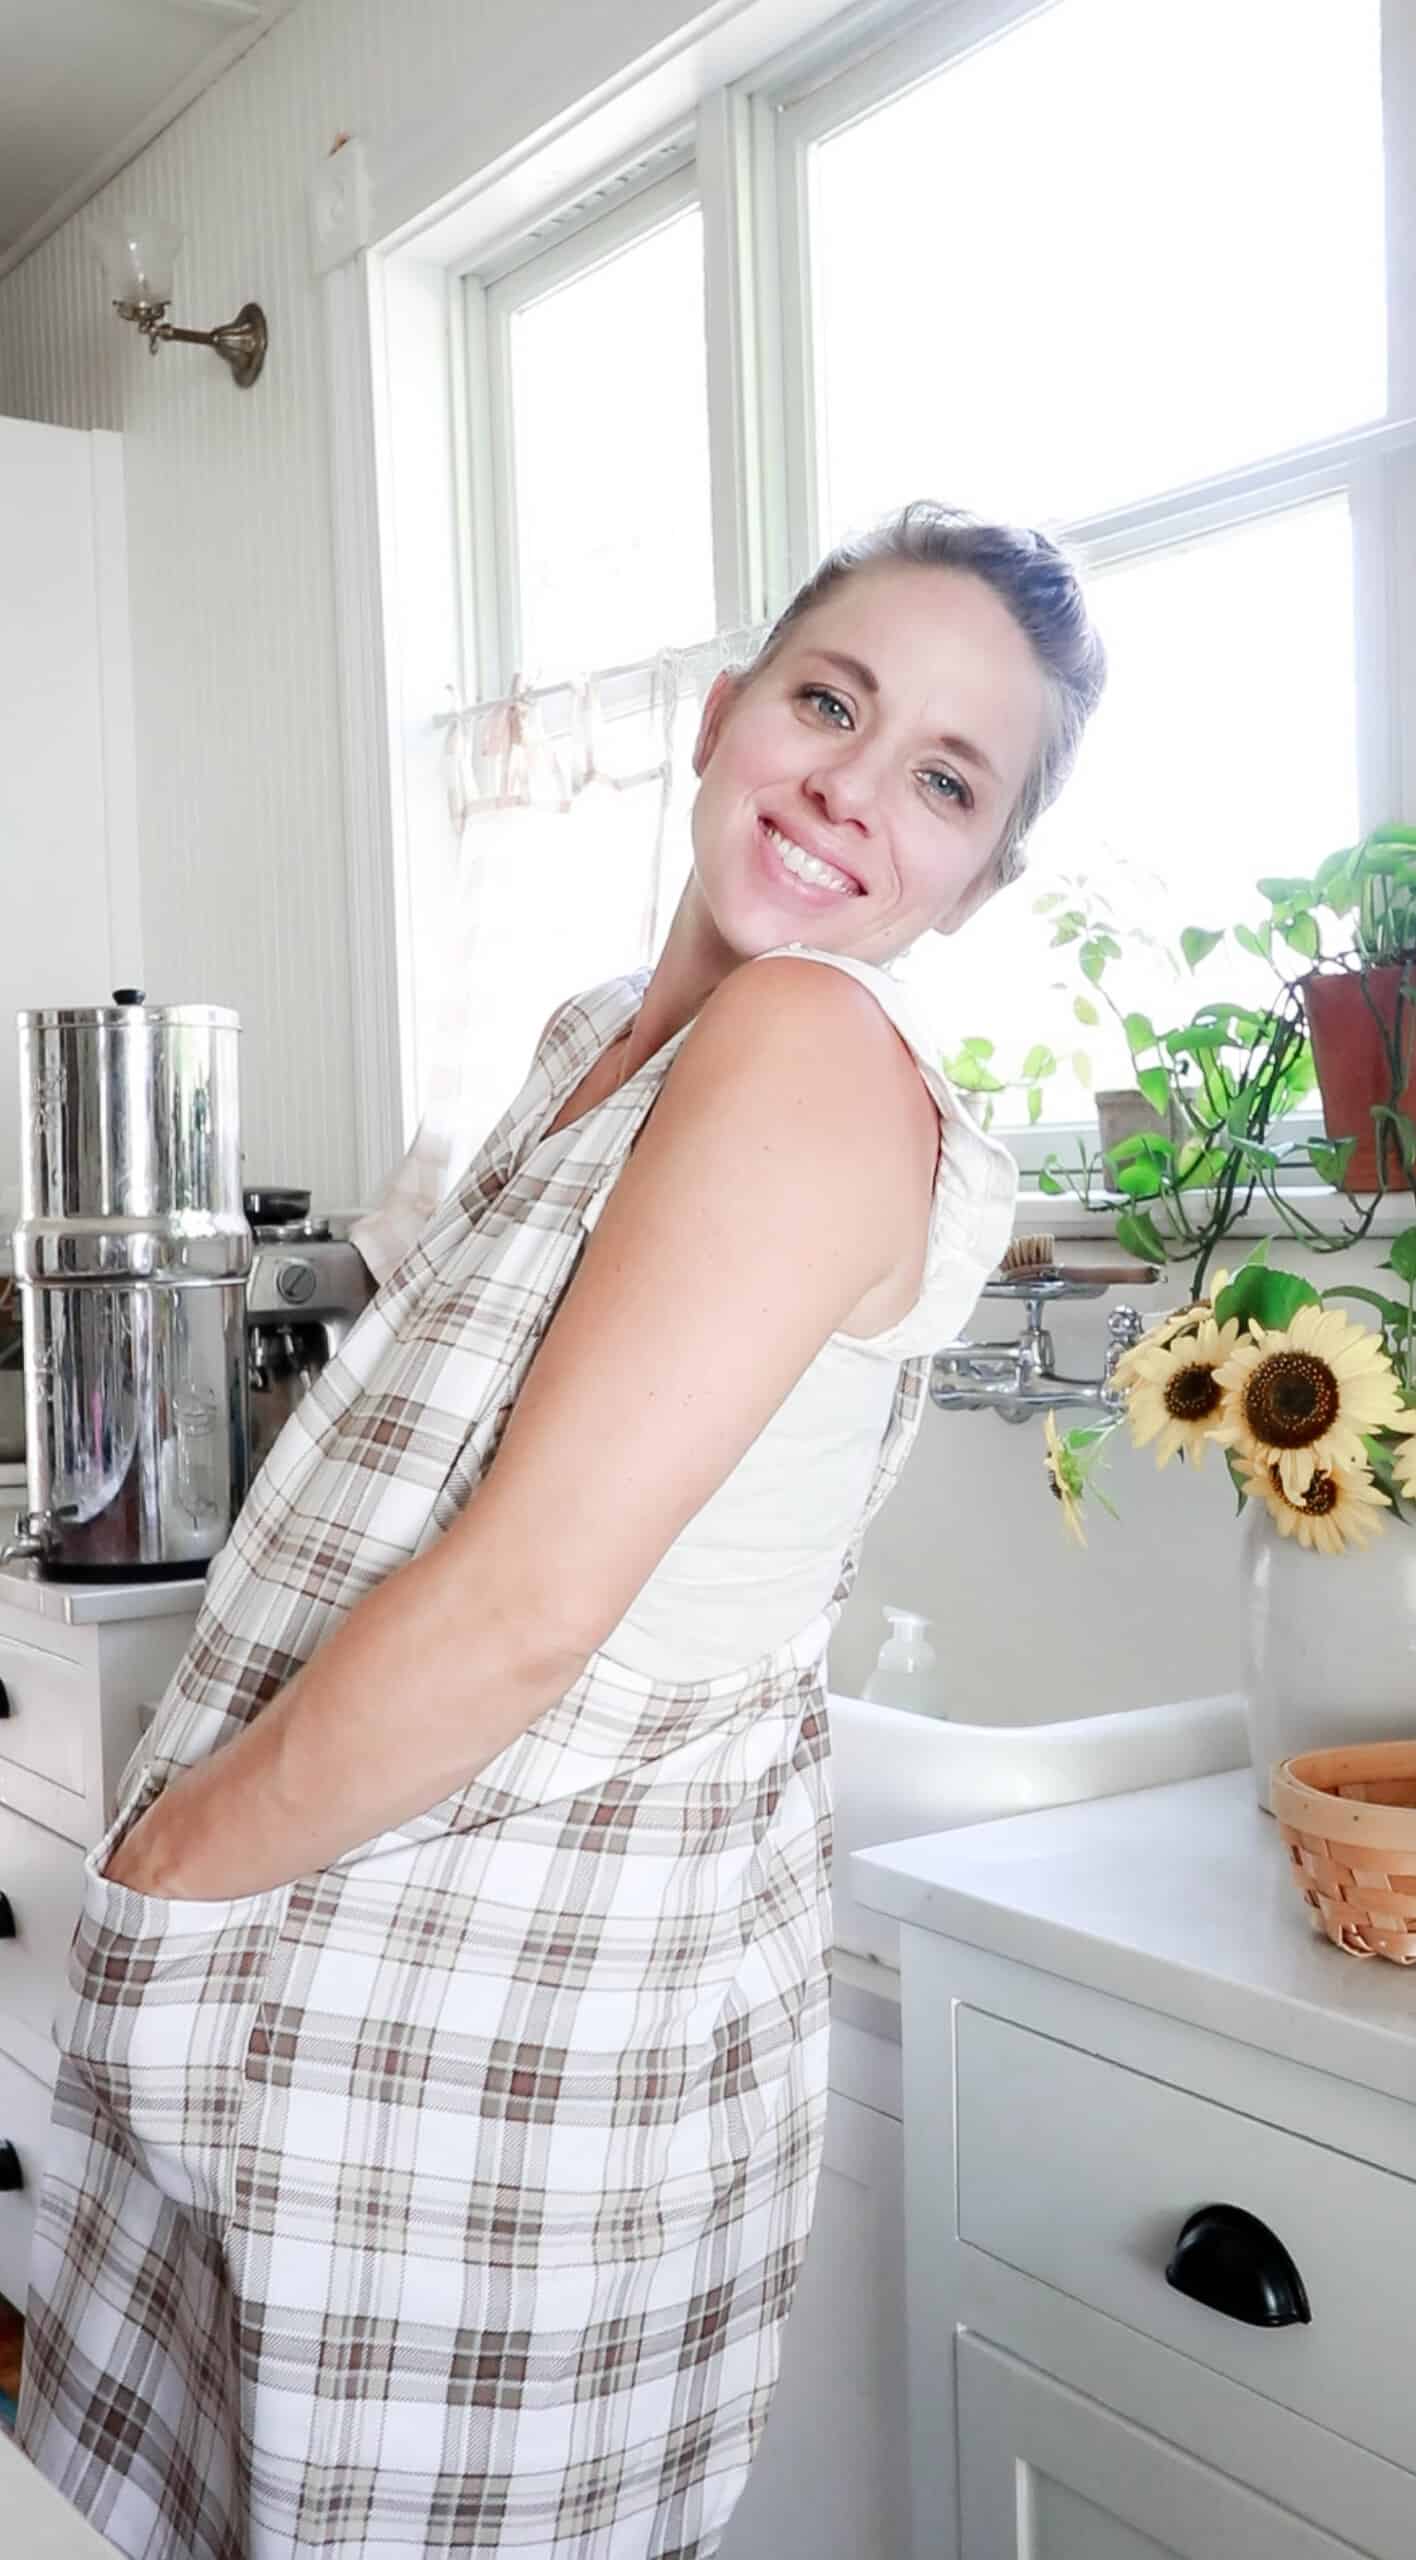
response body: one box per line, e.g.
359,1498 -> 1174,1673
803,737 -> 881,833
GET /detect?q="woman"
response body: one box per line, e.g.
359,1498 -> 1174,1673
19,503 -> 1104,2557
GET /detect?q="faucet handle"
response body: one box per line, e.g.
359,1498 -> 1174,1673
1104,1304 -> 1146,1371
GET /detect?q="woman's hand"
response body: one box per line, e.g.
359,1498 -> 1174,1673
101,1767 -> 267,1902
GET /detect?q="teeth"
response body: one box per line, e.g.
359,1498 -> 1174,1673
764,821 -> 860,895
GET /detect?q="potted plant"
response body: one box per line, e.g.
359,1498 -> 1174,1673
1032,933 -> 1321,1294
1259,825 -> 1416,1193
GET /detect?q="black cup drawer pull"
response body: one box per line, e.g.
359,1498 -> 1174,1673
0,2142 -> 22,2193
0,1676 -> 9,1718
1165,2203 -> 1311,2328
0,1892 -> 13,1940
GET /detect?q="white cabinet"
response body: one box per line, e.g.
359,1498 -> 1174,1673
957,2338 -> 1360,2560
0,2041 -> 55,2312
0,415 -> 138,1222
850,1773 -> 1416,2560
0,1569 -> 201,2300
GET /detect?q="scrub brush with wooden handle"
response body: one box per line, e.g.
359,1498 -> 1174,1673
994,1233 -> 1161,1287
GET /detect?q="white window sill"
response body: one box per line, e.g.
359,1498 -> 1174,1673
1010,1183 -> 1416,1247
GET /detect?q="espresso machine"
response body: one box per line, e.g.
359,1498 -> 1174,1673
243,1188 -> 376,1472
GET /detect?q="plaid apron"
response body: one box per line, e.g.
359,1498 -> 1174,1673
18,968 -> 934,2560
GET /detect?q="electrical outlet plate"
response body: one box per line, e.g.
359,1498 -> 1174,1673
308,138 -> 371,276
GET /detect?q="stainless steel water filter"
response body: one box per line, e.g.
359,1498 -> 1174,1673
9,994 -> 251,1579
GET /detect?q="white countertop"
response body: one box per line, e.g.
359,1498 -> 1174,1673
0,2432 -> 116,2556
0,1559 -> 207,1625
850,1769 -> 1416,2107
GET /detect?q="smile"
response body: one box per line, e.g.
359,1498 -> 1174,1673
760,818 -> 863,897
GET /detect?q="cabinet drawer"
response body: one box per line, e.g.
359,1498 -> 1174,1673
956,2006 -> 1416,2477
0,2043 -> 52,2311
0,1630 -> 86,1795
0,1802 -> 83,2061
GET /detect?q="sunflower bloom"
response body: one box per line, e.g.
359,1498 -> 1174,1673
1043,1412 -> 1087,1546
1211,1303 -> 1407,1501
1237,1452 -> 1390,1556
1110,1274 -> 1233,1390
1122,1317 -> 1241,1468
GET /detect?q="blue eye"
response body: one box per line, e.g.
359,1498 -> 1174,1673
798,684 -> 852,727
922,766 -> 969,808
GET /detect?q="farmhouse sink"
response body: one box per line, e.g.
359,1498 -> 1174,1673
827,1687 -> 1247,1969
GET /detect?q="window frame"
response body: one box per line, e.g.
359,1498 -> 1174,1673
752,0 -> 1416,1170
446,0 -> 1416,1176
464,156 -> 708,697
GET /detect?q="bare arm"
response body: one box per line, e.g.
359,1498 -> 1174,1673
109,959 -> 936,1899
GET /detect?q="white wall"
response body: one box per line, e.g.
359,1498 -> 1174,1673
835,1236 -> 1409,1716
0,0 -> 1400,1723
0,0 -> 725,1207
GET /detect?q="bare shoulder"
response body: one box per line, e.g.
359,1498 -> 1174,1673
658,956 -> 938,1329
689,954 -> 931,1108
678,955 -> 937,1182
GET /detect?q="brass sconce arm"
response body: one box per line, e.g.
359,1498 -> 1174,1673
93,217 -> 268,390
122,300 -> 268,389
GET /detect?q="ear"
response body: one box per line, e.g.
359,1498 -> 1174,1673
692,670 -> 742,778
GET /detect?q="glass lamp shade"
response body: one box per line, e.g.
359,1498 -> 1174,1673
89,213 -> 181,313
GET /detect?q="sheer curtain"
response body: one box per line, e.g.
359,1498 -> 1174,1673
352,626 -> 765,1282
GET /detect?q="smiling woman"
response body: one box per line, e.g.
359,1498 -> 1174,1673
19,504 -> 1106,2560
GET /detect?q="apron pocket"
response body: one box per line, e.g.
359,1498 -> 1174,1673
62,1776 -> 293,2226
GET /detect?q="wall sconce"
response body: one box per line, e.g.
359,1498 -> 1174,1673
90,214 -> 267,388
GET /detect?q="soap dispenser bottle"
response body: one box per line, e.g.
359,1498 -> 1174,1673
863,1607 -> 945,1717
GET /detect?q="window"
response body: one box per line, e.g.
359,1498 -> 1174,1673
909,490 -> 1363,1126
797,0 -> 1386,541
475,167 -> 718,690
771,0 -> 1393,1140
439,0 -> 1416,1160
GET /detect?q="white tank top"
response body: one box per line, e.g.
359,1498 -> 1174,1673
596,944 -> 1017,1678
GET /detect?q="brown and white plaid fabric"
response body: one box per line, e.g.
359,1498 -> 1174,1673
19,966 -> 941,2559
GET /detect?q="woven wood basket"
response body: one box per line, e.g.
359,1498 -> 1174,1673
1273,1741 -> 1416,1965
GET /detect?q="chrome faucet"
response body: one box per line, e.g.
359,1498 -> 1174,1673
930,1270 -> 1158,1427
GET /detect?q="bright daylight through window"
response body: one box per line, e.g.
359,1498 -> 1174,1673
467,0 -> 1399,1154
505,206 -> 716,683
803,0 -> 1384,1132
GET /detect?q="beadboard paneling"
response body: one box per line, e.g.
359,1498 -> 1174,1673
0,0 -> 720,1207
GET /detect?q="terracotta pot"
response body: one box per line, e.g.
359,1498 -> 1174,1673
1301,962 -> 1416,1192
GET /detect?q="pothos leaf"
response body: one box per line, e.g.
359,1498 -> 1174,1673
1180,925 -> 1224,971
1213,1266 -> 1321,1332
1382,1227 -> 1416,1286
1307,1136 -> 1355,1187
1114,1207 -> 1168,1263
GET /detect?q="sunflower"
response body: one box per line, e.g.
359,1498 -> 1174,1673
1043,1411 -> 1087,1545
1211,1303 -> 1408,1501
1121,1316 -> 1241,1469
1236,1452 -> 1390,1556
1109,1273 -> 1232,1390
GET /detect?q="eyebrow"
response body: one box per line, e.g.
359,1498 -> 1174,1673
809,648 -> 1001,787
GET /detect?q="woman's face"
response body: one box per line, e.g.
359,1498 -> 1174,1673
689,560 -> 1050,966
